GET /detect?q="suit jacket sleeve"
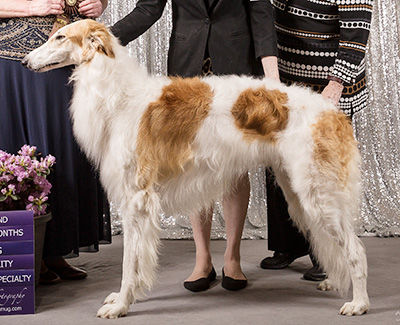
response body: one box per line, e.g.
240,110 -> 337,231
248,0 -> 278,58
110,0 -> 167,46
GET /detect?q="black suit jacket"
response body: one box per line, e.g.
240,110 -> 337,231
111,0 -> 277,77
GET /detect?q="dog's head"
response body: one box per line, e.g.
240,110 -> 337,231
22,19 -> 115,72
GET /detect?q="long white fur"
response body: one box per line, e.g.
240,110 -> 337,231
23,20 -> 370,318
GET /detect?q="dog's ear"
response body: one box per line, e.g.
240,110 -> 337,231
91,34 -> 115,58
85,29 -> 115,59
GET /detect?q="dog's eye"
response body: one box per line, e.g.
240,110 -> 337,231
55,35 -> 66,41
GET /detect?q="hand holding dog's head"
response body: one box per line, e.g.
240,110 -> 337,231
22,19 -> 115,72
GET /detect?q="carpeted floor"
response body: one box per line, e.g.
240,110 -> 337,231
1,235 -> 399,325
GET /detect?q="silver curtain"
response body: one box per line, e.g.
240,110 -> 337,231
353,0 -> 400,237
100,0 -> 400,239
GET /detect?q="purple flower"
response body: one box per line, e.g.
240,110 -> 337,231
18,145 -> 37,157
0,145 -> 55,216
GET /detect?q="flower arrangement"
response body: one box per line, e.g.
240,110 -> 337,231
0,145 -> 55,216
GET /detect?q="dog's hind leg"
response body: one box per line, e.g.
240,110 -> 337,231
97,191 -> 161,318
273,167 -> 369,316
337,232 -> 369,316
312,191 -> 369,315
316,235 -> 369,316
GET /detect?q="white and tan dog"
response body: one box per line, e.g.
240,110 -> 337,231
23,20 -> 369,318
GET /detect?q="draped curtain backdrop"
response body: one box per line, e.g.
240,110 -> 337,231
353,0 -> 400,237
99,0 -> 400,239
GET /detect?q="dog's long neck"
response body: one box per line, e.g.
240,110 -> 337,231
69,38 -> 155,168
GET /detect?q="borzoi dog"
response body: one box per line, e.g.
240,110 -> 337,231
23,19 -> 369,318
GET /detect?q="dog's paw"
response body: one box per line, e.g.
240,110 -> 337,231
318,279 -> 337,291
103,292 -> 119,305
339,300 -> 370,316
97,303 -> 129,319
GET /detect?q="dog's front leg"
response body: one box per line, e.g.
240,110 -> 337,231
97,195 -> 161,319
96,229 -> 136,318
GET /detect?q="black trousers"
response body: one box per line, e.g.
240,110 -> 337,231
266,168 -> 310,255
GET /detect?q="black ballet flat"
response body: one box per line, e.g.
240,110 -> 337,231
221,268 -> 247,291
183,267 -> 216,292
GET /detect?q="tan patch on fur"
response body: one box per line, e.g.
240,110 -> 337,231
231,88 -> 289,142
312,111 -> 357,185
66,20 -> 115,61
136,77 -> 213,190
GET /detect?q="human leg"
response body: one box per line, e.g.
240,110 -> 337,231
184,174 -> 249,291
262,169 -> 325,279
261,169 -> 309,269
219,174 -> 249,291
185,209 -> 214,282
183,209 -> 216,292
222,174 -> 249,281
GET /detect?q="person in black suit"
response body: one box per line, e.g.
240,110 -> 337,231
111,0 -> 279,292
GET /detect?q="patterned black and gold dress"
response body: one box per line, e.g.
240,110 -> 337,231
272,0 -> 373,116
0,16 -> 111,259
266,0 -> 373,259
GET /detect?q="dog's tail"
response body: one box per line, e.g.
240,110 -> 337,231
134,203 -> 161,298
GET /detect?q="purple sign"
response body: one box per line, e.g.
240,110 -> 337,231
0,255 -> 34,271
0,270 -> 34,286
0,211 -> 34,226
0,242 -> 34,256
0,286 -> 35,315
0,225 -> 34,242
0,210 -> 35,315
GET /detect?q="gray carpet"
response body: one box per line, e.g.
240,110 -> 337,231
2,236 -> 399,325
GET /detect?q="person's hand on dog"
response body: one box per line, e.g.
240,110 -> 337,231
322,80 -> 344,106
79,0 -> 106,18
28,0 -> 65,17
261,56 -> 280,82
